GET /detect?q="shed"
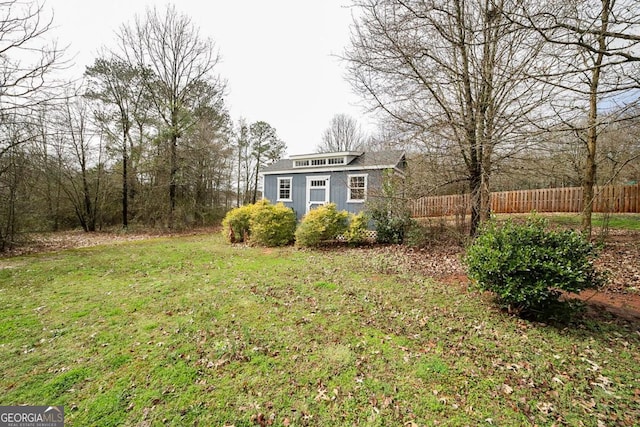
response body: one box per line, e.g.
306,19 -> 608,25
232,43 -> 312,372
261,150 -> 406,220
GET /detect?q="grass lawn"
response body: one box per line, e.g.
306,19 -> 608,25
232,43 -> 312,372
539,213 -> 640,231
1,234 -> 639,426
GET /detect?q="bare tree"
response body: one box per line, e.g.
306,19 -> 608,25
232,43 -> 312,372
0,119 -> 28,250
0,0 -> 63,161
596,115 -> 640,186
28,105 -> 69,231
179,84 -> 233,224
55,92 -> 106,232
345,0 -> 550,235
0,1 -> 64,118
506,0 -> 640,237
115,4 -> 225,227
233,118 -> 250,207
316,113 -> 367,153
0,0 -> 65,249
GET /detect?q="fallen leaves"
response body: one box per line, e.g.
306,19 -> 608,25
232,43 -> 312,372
4,229 -> 640,426
355,231 -> 640,321
501,383 -> 514,395
590,375 -> 617,396
536,401 -> 555,415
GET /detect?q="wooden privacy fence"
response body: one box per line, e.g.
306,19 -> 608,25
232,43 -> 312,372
409,183 -> 640,218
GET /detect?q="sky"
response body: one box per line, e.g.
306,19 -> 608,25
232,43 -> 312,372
46,0 -> 373,155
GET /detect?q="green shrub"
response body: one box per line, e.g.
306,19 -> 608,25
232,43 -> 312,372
464,216 -> 606,317
344,212 -> 369,245
250,202 -> 296,247
365,170 -> 414,244
295,203 -> 349,247
367,204 -> 414,244
221,204 -> 256,243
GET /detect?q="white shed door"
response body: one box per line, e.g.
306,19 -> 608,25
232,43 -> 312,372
306,176 -> 330,213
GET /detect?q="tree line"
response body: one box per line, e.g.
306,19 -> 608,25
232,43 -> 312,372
2,1 -> 640,250
345,0 -> 640,237
0,3 -> 285,250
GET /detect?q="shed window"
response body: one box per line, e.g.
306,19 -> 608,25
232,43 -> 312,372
277,177 -> 292,201
348,174 -> 367,202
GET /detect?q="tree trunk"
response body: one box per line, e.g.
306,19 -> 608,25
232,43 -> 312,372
122,127 -> 129,229
1,150 -> 20,251
236,144 -> 242,207
469,168 -> 482,236
581,0 -> 609,239
252,150 -> 260,204
581,88 -> 599,239
169,133 -> 178,228
82,171 -> 96,232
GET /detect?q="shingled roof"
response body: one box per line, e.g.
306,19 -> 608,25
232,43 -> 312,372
261,150 -> 406,174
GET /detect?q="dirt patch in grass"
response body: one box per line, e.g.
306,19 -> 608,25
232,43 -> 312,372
594,230 -> 640,294
0,227 -> 219,259
388,230 -> 640,323
570,290 -> 640,322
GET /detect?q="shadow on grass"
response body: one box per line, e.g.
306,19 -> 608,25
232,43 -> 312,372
490,294 -> 640,348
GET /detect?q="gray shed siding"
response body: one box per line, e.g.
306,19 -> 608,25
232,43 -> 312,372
264,169 -> 385,220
